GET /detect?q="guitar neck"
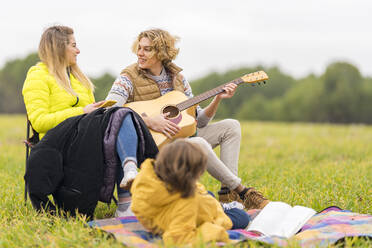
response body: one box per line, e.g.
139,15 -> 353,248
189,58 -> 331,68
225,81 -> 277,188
176,77 -> 244,111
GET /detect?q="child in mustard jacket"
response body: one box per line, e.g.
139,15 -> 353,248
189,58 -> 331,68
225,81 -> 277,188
131,139 -> 249,245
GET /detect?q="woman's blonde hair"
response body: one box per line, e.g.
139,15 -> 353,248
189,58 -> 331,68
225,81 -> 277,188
38,25 -> 94,95
132,28 -> 180,66
154,139 -> 207,198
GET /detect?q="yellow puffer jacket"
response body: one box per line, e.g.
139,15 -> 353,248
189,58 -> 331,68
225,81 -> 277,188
22,62 -> 95,139
131,159 -> 232,245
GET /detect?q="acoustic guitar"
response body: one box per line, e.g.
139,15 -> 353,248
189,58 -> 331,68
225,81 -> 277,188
124,70 -> 269,148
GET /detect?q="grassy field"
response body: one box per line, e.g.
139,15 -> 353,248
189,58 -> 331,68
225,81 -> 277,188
0,114 -> 371,247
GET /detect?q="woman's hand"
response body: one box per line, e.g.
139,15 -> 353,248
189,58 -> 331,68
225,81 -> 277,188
83,101 -> 105,114
216,83 -> 237,99
143,113 -> 180,139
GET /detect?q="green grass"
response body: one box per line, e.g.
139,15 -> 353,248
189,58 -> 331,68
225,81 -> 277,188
0,115 -> 371,247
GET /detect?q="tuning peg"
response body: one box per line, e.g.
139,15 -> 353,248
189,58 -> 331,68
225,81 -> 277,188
263,81 -> 266,84
258,82 -> 261,85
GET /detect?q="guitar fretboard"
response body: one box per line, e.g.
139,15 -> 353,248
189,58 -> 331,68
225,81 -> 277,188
176,78 -> 244,111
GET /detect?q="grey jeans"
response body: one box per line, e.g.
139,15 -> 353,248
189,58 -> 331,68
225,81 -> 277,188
187,119 -> 242,190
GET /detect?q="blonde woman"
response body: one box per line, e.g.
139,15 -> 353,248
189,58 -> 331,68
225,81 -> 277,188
23,26 -> 148,218
106,29 -> 269,213
23,25 -> 103,140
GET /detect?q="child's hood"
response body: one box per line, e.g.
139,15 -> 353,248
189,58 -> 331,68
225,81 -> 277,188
131,159 -> 184,210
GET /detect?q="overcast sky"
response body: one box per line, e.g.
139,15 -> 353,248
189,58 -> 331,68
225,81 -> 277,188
1,0 -> 371,80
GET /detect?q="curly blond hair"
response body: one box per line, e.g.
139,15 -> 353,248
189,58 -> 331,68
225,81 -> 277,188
132,29 -> 180,65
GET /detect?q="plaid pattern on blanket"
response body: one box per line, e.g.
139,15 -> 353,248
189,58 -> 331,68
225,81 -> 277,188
295,206 -> 372,247
88,207 -> 372,247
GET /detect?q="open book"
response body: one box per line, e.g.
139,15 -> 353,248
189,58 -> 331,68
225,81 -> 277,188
247,201 -> 316,238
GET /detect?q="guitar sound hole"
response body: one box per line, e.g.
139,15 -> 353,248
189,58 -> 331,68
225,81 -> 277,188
162,105 -> 180,118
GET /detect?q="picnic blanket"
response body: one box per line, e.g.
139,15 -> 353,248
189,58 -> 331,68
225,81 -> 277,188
88,207 -> 372,247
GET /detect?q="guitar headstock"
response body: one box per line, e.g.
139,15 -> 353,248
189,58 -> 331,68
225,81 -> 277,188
241,71 -> 269,86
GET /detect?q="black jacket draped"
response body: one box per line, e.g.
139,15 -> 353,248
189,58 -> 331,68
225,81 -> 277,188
25,107 -> 158,217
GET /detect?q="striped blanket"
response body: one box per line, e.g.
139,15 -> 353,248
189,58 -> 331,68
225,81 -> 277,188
88,207 -> 372,247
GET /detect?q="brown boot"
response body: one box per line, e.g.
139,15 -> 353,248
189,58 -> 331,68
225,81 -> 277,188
241,187 -> 269,210
218,187 -> 241,203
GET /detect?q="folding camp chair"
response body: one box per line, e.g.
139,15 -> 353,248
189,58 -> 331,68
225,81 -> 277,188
23,118 -> 39,202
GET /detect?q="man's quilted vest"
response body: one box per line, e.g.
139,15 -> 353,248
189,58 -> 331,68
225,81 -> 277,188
121,63 -> 185,102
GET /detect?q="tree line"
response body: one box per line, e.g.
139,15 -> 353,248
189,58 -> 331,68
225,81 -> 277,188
1,52 -> 371,124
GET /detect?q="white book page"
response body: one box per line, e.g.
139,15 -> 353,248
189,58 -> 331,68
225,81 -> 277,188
246,201 -> 292,236
275,205 -> 316,238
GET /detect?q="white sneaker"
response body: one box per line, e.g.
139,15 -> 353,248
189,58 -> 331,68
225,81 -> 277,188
120,169 -> 138,190
115,206 -> 135,217
222,201 -> 245,211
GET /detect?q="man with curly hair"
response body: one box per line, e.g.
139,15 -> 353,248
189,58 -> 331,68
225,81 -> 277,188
106,29 -> 269,217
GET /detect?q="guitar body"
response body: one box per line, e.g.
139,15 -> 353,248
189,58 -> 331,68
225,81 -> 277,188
124,91 -> 197,149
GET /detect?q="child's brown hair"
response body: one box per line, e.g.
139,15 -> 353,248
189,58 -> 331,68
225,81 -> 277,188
154,139 -> 207,198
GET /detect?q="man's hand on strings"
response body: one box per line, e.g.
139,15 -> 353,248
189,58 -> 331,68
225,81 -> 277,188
217,83 -> 237,99
145,113 -> 180,139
